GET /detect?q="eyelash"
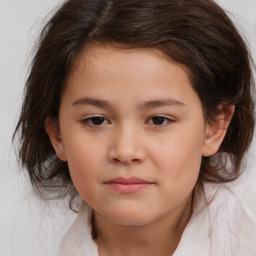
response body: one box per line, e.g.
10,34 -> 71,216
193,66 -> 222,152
146,115 -> 174,126
80,116 -> 110,126
80,115 -> 174,127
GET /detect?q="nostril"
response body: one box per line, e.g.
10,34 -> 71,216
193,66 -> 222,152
113,158 -> 120,163
112,158 -> 140,164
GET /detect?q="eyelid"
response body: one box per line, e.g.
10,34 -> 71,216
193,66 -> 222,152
145,115 -> 175,126
80,115 -> 111,126
79,114 -> 175,127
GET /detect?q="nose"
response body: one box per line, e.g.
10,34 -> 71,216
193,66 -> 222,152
108,125 -> 146,165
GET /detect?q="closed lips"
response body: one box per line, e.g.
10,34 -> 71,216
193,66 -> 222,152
104,177 -> 155,193
104,177 -> 154,184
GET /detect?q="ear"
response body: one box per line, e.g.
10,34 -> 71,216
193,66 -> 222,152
45,117 -> 67,162
202,104 -> 235,157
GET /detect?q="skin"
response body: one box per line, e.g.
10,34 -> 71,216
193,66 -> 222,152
45,44 -> 234,256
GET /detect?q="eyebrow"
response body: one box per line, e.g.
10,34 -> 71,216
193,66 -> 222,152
138,98 -> 186,110
72,97 -> 186,110
72,97 -> 112,109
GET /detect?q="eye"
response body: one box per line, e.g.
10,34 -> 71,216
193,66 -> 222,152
146,116 -> 174,126
81,116 -> 110,126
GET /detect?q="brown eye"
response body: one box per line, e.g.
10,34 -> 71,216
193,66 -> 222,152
91,117 -> 105,125
152,116 -> 165,125
146,115 -> 174,126
81,116 -> 109,126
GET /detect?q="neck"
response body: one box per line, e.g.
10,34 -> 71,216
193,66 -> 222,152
94,195 -> 192,256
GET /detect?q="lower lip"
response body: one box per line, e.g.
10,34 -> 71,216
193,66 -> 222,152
105,183 -> 153,193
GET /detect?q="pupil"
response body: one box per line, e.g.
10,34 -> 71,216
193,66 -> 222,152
92,117 -> 104,125
152,117 -> 164,125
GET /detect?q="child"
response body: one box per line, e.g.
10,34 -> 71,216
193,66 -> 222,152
14,0 -> 256,255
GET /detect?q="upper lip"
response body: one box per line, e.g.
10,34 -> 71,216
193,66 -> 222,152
104,177 -> 154,184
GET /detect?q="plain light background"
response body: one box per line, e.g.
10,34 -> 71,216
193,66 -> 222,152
0,1 -> 255,255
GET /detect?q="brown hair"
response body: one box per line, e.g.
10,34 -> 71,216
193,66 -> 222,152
14,0 -> 255,210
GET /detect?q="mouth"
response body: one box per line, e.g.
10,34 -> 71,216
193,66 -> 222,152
104,177 -> 155,193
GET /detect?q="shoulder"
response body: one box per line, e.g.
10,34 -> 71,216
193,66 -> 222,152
202,167 -> 256,256
239,168 -> 256,255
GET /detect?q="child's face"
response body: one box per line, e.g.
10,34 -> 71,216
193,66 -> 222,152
47,45 -> 219,226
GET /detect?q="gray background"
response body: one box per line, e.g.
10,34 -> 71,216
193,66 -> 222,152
0,0 -> 255,255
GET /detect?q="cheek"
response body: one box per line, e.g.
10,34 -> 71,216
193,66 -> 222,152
61,135 -> 105,195
150,128 -> 204,191
150,138 -> 202,213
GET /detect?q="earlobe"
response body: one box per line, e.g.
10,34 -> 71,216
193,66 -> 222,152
202,105 -> 235,157
45,117 -> 67,162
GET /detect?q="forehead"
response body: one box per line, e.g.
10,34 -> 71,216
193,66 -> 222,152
68,44 -> 190,88
74,44 -> 173,71
63,44 -> 202,111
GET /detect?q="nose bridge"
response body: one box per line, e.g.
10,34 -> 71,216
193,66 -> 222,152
109,122 -> 145,164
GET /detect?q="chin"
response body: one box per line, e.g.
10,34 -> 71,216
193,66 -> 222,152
102,207 -> 158,227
